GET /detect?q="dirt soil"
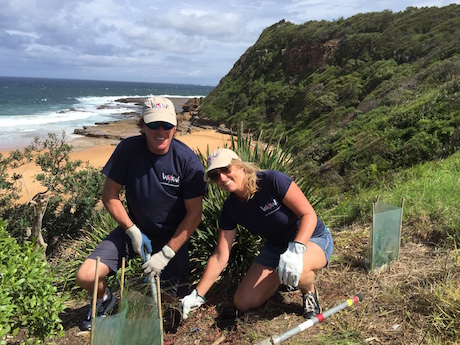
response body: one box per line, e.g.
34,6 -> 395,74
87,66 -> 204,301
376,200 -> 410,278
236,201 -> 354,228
6,224 -> 459,345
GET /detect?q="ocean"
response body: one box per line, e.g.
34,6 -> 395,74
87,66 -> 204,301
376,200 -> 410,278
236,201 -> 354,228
0,76 -> 215,151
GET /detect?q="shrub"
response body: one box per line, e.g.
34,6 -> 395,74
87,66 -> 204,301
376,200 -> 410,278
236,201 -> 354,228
0,219 -> 67,344
0,133 -> 106,256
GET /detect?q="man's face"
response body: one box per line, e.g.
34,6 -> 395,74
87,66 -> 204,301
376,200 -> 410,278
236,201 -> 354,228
143,121 -> 176,155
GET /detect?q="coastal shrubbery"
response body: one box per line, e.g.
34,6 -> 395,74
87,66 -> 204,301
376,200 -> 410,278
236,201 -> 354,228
0,129 -> 458,343
199,5 -> 460,193
0,133 -> 105,255
0,220 -> 67,344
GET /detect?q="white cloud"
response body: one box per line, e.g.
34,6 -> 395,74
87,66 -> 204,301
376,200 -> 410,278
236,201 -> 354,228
0,0 -> 458,85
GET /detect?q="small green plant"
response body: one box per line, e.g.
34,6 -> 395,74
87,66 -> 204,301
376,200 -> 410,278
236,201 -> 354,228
0,219 -> 67,344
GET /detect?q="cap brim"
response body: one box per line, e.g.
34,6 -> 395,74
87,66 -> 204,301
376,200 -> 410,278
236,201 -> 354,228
143,112 -> 177,126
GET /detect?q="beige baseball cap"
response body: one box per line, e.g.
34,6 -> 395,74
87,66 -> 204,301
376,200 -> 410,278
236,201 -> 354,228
142,97 -> 177,126
204,148 -> 241,181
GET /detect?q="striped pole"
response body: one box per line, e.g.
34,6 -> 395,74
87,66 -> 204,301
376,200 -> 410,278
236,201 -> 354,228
144,252 -> 164,345
255,294 -> 363,345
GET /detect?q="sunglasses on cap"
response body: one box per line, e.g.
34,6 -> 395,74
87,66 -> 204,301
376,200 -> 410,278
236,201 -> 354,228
145,121 -> 175,130
208,165 -> 231,182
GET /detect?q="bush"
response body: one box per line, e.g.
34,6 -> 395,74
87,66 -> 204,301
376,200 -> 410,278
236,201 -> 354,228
0,133 -> 106,256
0,219 -> 67,344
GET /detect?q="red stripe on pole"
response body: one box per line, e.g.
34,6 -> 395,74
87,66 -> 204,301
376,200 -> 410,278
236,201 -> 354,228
316,314 -> 324,322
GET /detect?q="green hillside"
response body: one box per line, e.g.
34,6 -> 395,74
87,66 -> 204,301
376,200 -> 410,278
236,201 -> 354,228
198,5 -> 460,192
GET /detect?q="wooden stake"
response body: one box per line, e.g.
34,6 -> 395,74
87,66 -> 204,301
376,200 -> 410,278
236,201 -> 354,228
120,257 -> 125,299
90,257 -> 100,345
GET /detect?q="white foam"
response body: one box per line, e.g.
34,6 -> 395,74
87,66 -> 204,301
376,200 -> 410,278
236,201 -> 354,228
0,94 -> 200,151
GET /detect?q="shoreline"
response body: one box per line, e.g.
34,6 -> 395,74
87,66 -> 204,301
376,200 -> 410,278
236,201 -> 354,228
2,97 -> 231,203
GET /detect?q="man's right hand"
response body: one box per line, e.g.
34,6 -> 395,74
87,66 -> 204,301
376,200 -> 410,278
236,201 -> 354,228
126,225 -> 152,262
180,289 -> 206,320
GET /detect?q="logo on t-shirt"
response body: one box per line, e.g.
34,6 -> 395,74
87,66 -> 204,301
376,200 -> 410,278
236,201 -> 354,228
161,172 -> 181,187
260,198 -> 281,216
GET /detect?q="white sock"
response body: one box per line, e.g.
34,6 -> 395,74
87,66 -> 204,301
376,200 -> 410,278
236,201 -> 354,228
96,288 -> 109,303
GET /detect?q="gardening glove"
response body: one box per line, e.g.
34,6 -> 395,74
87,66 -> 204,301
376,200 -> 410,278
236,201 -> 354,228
277,241 -> 307,287
180,289 -> 206,320
142,244 -> 175,276
126,224 -> 152,262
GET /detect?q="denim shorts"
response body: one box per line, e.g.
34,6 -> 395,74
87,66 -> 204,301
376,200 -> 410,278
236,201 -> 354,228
254,228 -> 334,269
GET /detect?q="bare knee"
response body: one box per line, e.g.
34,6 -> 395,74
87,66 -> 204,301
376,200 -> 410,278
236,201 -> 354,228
233,289 -> 267,313
76,259 -> 111,292
233,264 -> 279,313
76,260 -> 94,289
233,291 -> 254,313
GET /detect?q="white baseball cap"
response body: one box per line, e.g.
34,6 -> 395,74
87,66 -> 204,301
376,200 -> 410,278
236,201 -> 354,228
142,97 -> 177,126
204,148 -> 241,181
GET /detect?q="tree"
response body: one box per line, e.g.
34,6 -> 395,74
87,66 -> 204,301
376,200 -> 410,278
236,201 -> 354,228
0,132 -> 106,257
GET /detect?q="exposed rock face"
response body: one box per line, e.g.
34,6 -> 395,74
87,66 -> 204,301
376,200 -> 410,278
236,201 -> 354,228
73,118 -> 141,140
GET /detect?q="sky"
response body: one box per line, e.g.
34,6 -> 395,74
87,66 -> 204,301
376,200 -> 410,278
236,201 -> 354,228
0,1 -> 458,86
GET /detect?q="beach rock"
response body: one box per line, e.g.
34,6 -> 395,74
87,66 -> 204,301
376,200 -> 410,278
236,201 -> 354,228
73,118 -> 142,140
72,97 -> 217,141
114,98 -> 146,105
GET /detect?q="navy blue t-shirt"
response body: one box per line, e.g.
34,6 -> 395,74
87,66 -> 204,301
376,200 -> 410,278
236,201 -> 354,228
219,170 -> 326,245
102,135 -> 206,244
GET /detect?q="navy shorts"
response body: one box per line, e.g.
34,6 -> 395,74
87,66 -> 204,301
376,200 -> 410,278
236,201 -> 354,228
254,228 -> 334,269
88,226 -> 190,297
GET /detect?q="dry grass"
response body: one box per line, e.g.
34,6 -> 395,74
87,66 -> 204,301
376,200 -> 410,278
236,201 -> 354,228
6,222 -> 460,345
162,223 -> 459,345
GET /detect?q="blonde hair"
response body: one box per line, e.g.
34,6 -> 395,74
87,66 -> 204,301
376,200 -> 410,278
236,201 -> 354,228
231,159 -> 260,200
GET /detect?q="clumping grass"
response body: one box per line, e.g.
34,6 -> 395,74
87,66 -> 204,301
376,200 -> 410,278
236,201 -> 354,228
324,151 -> 460,244
51,210 -> 144,296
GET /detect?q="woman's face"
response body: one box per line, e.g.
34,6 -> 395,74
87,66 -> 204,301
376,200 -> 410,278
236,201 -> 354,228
211,164 -> 246,198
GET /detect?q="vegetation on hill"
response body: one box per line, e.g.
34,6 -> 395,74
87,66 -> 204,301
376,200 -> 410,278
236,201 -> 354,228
198,5 -> 460,194
1,5 -> 459,344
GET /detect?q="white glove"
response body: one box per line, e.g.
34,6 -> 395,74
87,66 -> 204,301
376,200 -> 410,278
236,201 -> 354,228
126,224 -> 152,262
180,289 -> 206,320
142,244 -> 175,275
277,241 -> 307,287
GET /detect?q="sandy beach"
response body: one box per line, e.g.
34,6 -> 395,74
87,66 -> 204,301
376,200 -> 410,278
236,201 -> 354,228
3,129 -> 232,204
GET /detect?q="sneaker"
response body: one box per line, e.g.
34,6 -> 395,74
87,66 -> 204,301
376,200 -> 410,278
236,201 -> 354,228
302,288 -> 321,319
81,288 -> 117,331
